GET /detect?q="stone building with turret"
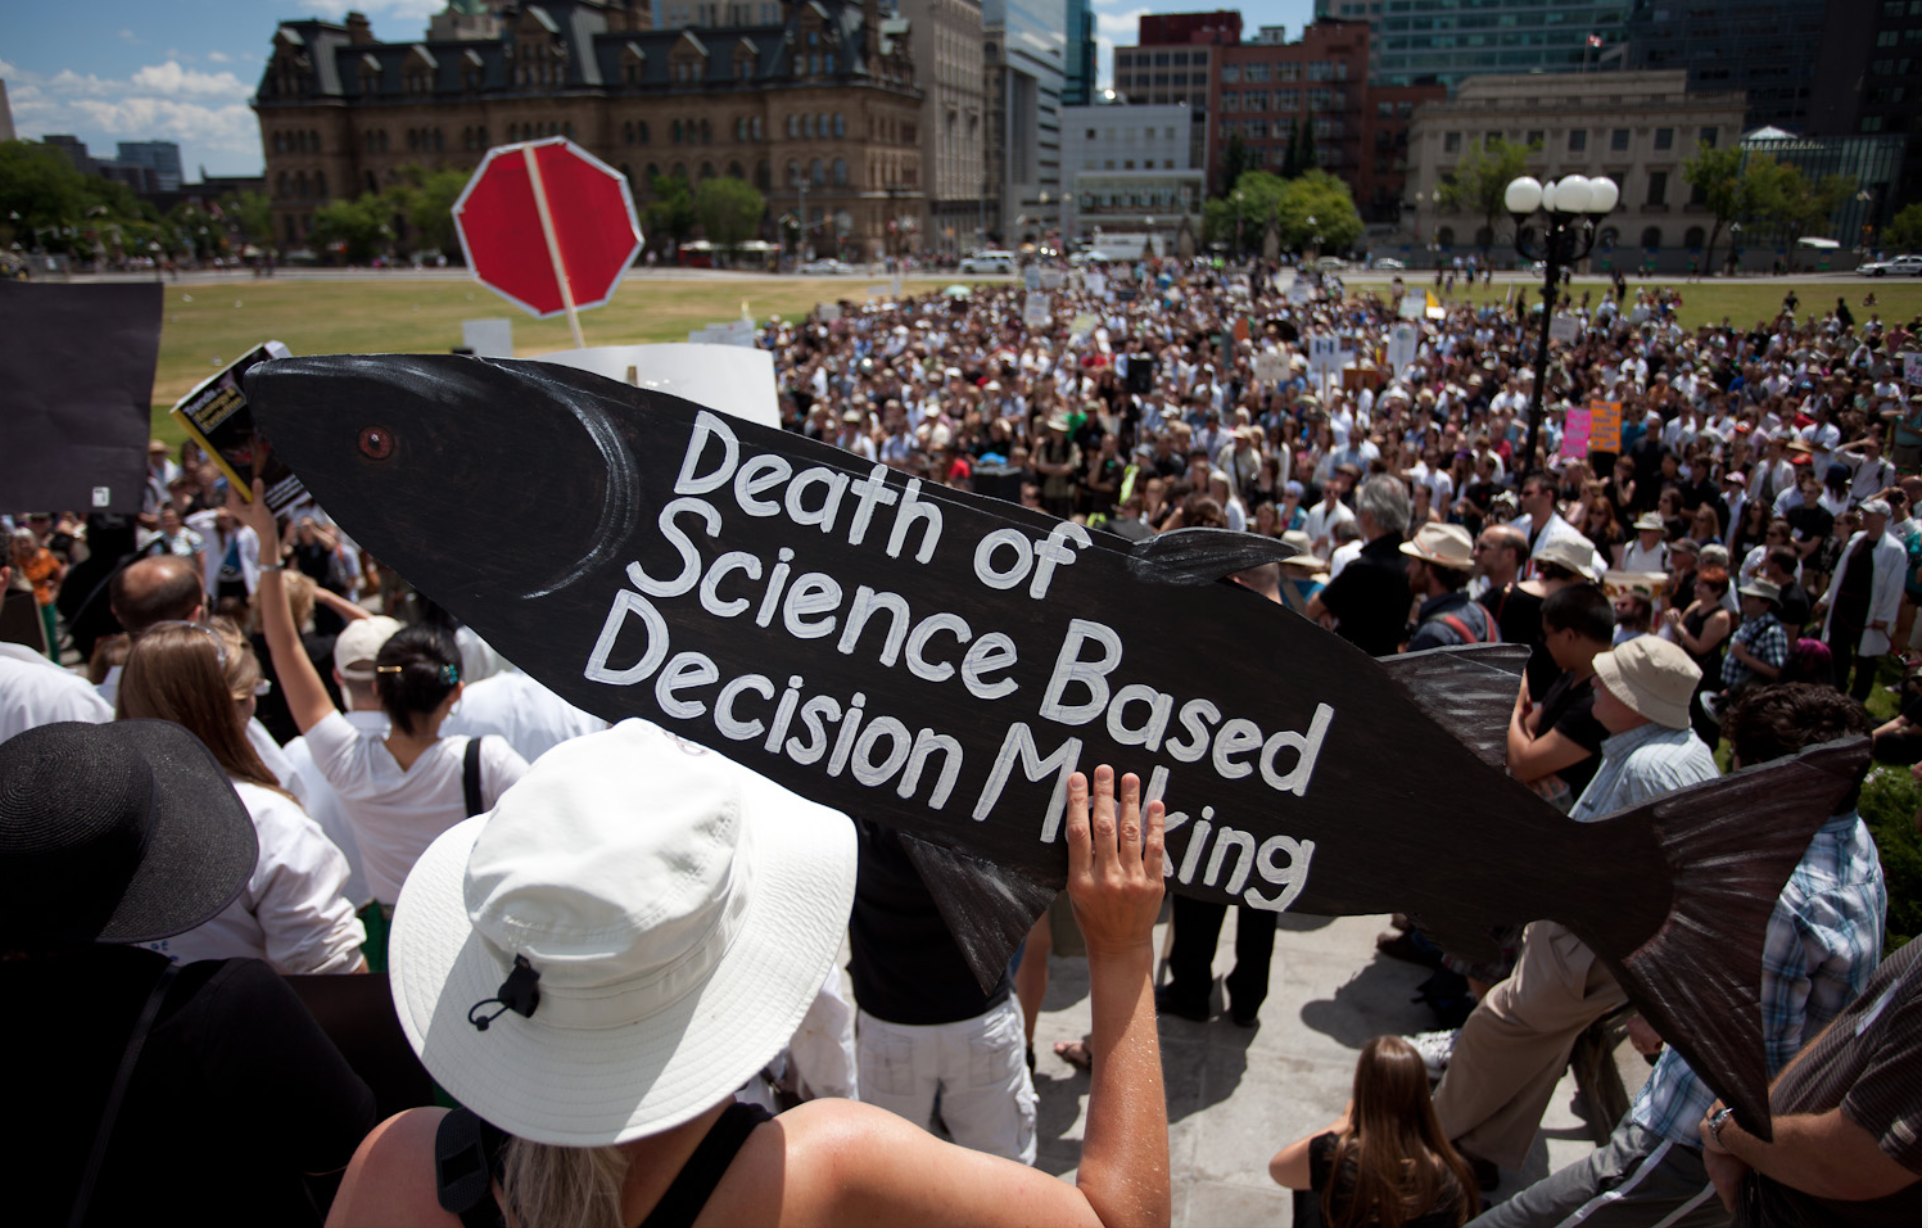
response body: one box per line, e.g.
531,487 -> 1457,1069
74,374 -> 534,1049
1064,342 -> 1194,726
254,0 -> 922,258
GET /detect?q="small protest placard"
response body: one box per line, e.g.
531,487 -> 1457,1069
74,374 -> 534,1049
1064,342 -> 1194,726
1069,312 -> 1101,341
1306,332 -> 1343,379
1550,314 -> 1582,346
1587,399 -> 1623,454
1561,407 -> 1592,460
1023,265 -> 1043,291
1085,271 -> 1107,296
1254,353 -> 1292,386
1387,322 -> 1418,377
1023,292 -> 1052,328
1399,293 -> 1426,320
867,285 -> 892,299
1904,352 -> 1921,387
819,303 -> 842,322
462,318 -> 515,358
686,320 -> 758,348
1041,269 -> 1064,291
170,341 -> 309,514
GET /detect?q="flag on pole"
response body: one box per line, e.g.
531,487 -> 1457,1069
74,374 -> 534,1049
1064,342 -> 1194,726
1587,33 -> 1603,47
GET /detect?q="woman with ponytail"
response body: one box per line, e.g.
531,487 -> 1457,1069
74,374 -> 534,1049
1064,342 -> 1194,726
1271,1035 -> 1478,1227
230,483 -> 528,930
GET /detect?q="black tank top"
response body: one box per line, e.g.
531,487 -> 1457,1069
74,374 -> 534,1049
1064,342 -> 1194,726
434,1100 -> 774,1228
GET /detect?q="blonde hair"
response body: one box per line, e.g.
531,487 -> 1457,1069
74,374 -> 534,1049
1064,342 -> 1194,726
498,1138 -> 629,1228
253,569 -> 316,634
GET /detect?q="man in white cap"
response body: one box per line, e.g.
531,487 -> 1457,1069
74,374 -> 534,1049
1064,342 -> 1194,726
1623,512 -> 1671,573
1818,498 -> 1908,703
1432,637 -> 1716,1186
1402,523 -> 1496,650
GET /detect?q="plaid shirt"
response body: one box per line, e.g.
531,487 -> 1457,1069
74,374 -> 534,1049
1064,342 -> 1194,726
1627,811 -> 1888,1146
1721,611 -> 1789,689
1569,722 -> 1718,824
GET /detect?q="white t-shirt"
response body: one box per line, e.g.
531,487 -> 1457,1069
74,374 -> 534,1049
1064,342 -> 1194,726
282,710 -> 386,910
141,779 -> 364,974
441,669 -> 607,765
303,710 -> 528,903
1621,539 -> 1670,573
0,643 -> 114,744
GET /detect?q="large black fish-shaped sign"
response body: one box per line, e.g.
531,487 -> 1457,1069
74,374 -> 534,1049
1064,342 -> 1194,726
247,354 -> 1867,1138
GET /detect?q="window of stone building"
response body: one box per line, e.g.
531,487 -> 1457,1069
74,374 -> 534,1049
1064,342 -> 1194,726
728,160 -> 744,178
756,161 -> 770,189
701,162 -> 715,179
810,157 -> 824,186
1444,131 -> 1460,153
1653,127 -> 1673,150
1698,126 -> 1717,148
276,171 -> 289,199
788,159 -> 800,185
700,118 -> 711,143
625,121 -> 635,145
1568,128 -> 1587,152
834,114 -> 845,138
751,117 -> 762,139
1646,170 -> 1667,206
833,158 -> 848,185
1639,226 -> 1662,248
1611,128 -> 1629,151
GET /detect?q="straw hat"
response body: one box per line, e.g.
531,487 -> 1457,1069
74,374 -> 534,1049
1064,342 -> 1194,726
1738,576 -> 1782,604
1533,534 -> 1595,577
1592,638 -> 1699,730
389,720 -> 857,1146
1399,523 -> 1476,570
1632,511 -> 1666,532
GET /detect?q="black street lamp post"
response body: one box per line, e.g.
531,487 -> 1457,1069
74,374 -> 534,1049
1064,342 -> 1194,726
1506,174 -> 1619,473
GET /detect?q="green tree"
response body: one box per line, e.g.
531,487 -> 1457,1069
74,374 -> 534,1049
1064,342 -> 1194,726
309,193 -> 396,263
219,190 -> 274,244
1203,170 -> 1288,249
1278,170 -> 1364,254
383,164 -> 470,257
1757,164 -> 1854,256
1883,203 -> 1921,253
1219,131 -> 1251,198
694,175 -> 765,250
1434,137 -> 1537,252
0,141 -> 93,249
645,173 -> 695,243
1682,144 -> 1782,274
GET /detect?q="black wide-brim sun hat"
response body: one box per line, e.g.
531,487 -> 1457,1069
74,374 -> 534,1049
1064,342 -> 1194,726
0,720 -> 258,944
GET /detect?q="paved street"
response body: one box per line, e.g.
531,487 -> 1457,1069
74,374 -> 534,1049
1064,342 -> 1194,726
1023,910 -> 1625,1225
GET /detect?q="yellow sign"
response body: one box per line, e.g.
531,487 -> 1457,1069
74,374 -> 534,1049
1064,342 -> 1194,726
1587,399 -> 1623,454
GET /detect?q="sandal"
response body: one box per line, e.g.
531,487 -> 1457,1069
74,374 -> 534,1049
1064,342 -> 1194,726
1054,1037 -> 1094,1073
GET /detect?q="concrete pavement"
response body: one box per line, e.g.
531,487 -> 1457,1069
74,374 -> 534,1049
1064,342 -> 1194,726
1027,910 -> 1618,1225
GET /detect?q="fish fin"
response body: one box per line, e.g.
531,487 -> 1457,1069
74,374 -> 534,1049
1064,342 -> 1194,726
1377,644 -> 1531,771
899,834 -> 1062,996
1125,529 -> 1305,586
1578,735 -> 1871,1141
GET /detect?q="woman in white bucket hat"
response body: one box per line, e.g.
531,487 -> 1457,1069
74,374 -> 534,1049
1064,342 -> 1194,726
327,719 -> 1170,1228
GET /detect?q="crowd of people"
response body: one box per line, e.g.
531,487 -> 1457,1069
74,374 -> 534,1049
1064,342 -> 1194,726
2,257 -> 1921,1227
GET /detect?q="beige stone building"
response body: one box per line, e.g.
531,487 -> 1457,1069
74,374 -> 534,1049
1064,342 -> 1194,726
255,0 -> 922,259
1407,70 -> 1749,272
899,0 -> 987,254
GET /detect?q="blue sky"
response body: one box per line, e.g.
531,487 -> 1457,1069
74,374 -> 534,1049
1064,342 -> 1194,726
1,0 -> 1317,180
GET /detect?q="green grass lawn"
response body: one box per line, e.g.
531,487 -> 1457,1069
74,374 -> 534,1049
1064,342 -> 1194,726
1399,278 -> 1925,332
148,275 -> 869,446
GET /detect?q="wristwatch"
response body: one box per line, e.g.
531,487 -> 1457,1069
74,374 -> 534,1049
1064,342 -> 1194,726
1707,1106 -> 1734,1146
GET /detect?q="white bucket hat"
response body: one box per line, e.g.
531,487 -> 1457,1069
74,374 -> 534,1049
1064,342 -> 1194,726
388,719 -> 856,1146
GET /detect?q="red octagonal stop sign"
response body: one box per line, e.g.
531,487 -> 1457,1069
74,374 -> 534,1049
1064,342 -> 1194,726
453,138 -> 642,319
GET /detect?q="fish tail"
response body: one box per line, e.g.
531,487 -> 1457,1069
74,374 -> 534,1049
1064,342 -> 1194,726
1579,735 -> 1869,1140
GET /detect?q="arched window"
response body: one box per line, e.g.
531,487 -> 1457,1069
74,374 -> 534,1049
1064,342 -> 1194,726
276,171 -> 290,199
1436,226 -> 1455,248
728,161 -> 744,178
624,121 -> 634,144
818,113 -> 829,138
646,162 -> 660,184
832,158 -> 847,186
755,161 -> 770,190
788,159 -> 800,185
1640,226 -> 1663,250
365,170 -> 378,193
295,170 -> 309,198
563,121 -> 573,139
273,132 -> 284,154
407,129 -> 419,151
787,114 -> 798,138
701,162 -> 715,179
310,130 -> 320,151
810,157 -> 824,187
1684,226 -> 1706,251
315,171 -> 328,199
752,116 -> 763,140
700,119 -> 711,144
672,120 -> 683,143
833,113 -> 845,138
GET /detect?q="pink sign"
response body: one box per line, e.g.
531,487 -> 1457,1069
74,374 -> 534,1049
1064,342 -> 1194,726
1561,407 -> 1592,460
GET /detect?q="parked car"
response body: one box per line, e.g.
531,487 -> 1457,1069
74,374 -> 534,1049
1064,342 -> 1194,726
798,258 -> 855,275
959,250 -> 1017,274
1371,257 -> 1406,270
1313,256 -> 1349,272
1858,254 -> 1922,277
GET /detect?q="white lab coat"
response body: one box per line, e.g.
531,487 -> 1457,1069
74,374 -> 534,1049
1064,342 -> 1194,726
1819,529 -> 1909,656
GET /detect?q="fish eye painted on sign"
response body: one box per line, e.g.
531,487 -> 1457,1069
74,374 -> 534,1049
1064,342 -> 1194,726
588,408 -> 1328,911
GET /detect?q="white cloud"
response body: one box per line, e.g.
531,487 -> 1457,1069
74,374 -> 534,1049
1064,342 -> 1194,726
206,51 -> 232,64
118,29 -> 141,44
1096,7 -> 1149,39
130,62 -> 249,97
303,0 -> 444,19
